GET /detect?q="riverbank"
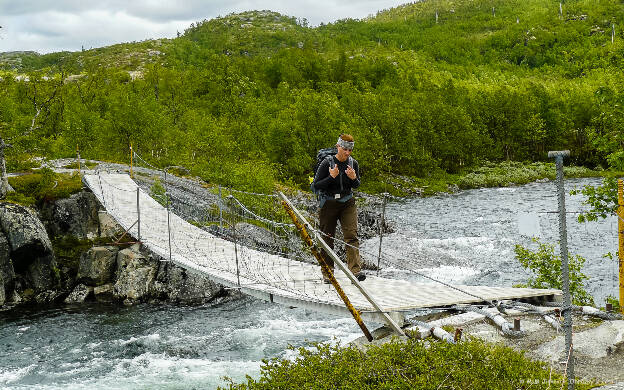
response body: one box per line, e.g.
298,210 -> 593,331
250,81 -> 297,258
363,160 -> 618,197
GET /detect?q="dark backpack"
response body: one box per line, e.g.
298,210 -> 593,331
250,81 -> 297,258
310,147 -> 353,195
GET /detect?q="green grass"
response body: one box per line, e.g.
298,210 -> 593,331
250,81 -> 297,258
5,168 -> 84,206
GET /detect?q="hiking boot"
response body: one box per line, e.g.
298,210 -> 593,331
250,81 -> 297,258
354,272 -> 366,282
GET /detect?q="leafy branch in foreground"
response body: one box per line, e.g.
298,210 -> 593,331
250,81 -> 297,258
570,177 -> 619,222
515,238 -> 594,306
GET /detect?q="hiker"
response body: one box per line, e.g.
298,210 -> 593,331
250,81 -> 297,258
312,134 -> 365,283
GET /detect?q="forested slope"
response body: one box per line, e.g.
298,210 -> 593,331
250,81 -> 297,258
1,0 -> 623,192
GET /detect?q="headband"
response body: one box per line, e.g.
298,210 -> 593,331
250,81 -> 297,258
337,137 -> 354,150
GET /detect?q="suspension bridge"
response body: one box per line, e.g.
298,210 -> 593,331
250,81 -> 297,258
83,172 -> 562,336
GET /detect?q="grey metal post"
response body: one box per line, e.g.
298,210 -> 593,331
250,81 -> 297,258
377,193 -> 387,273
136,187 -> 141,242
613,24 -> 615,44
234,222 -> 240,287
218,185 -> 223,231
165,170 -> 172,262
548,150 -> 574,389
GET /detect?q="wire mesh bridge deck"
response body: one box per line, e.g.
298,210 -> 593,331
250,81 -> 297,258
83,173 -> 561,325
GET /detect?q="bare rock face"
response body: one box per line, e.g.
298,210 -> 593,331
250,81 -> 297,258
40,191 -> 100,239
77,246 -> 119,286
98,211 -> 123,238
113,245 -> 157,303
0,202 -> 57,292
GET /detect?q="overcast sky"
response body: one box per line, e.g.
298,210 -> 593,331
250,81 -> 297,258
0,1 -> 410,54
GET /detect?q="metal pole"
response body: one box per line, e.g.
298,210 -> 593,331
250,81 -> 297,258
136,187 -> 141,242
234,222 -> 240,287
218,185 -> 223,232
166,170 -> 172,262
618,179 -> 624,314
548,150 -> 573,390
76,144 -> 81,174
377,193 -> 387,273
279,191 -> 406,338
130,143 -> 133,178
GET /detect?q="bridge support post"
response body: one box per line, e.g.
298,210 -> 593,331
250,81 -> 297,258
548,150 -> 574,390
618,179 -> 624,314
136,187 -> 141,242
377,193 -> 387,273
218,185 -> 223,232
165,170 -> 172,262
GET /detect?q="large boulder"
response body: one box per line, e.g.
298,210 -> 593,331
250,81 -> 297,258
77,246 -> 119,286
151,261 -> 223,304
0,202 -> 57,291
40,191 -> 100,239
113,245 -> 157,302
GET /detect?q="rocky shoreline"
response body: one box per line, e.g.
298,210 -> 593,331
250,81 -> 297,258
0,190 -> 229,311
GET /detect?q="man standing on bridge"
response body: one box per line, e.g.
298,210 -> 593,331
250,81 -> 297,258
312,134 -> 365,284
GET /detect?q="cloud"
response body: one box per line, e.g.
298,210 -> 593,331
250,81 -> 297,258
0,1 -> 411,54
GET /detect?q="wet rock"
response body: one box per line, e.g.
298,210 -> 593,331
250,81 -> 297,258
40,191 -> 100,239
34,289 -> 63,304
24,254 -> 58,292
113,245 -> 157,302
77,246 -> 119,285
64,284 -> 93,303
94,283 -> 114,301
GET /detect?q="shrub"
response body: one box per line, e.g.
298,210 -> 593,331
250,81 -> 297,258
515,238 -> 594,306
221,338 -> 596,389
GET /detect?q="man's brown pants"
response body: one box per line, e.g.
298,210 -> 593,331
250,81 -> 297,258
319,197 -> 361,277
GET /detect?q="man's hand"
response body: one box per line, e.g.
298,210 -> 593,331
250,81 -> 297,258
346,165 -> 357,180
329,164 -> 339,178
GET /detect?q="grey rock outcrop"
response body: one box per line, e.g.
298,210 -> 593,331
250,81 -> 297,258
113,246 -> 157,302
98,211 -> 123,238
40,191 -> 100,239
0,202 -> 57,292
77,246 -> 119,285
152,261 -> 223,304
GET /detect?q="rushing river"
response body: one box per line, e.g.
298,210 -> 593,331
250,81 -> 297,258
1,177 -> 620,389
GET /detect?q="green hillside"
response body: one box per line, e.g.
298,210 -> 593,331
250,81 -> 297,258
1,0 -> 623,192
